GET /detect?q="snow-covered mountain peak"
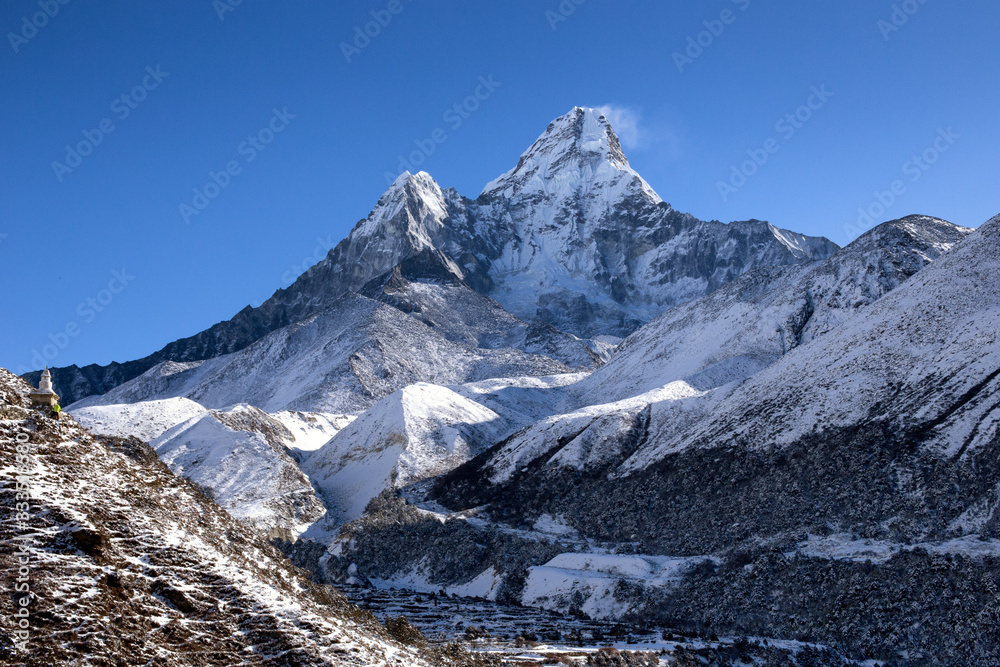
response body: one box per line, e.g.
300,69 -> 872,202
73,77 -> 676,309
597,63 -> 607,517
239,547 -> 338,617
860,214 -> 971,245
542,106 -> 630,167
846,215 -> 972,266
357,169 -> 450,246
390,169 -> 414,186
480,106 -> 662,205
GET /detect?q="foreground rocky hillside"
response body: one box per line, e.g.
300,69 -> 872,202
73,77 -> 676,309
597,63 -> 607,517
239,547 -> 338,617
0,368 -> 438,665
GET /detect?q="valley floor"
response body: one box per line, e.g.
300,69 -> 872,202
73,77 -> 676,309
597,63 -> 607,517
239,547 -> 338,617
342,584 -> 865,665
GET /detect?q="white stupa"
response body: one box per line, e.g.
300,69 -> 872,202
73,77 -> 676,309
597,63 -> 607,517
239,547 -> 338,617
29,367 -> 60,407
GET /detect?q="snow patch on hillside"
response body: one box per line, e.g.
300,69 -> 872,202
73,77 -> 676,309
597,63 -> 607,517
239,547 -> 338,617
796,533 -> 1000,564
272,410 -> 355,452
71,397 -> 208,442
304,383 -> 505,525
523,552 -> 706,619
369,565 -> 502,601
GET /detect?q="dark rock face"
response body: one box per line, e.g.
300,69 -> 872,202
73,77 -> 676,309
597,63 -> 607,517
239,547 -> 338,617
30,108 -> 837,405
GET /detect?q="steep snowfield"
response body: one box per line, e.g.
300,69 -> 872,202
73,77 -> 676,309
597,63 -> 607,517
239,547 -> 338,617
272,410 -> 355,453
451,372 -> 588,430
152,404 -> 327,538
303,383 -> 505,524
70,396 -> 208,442
0,369 -> 430,665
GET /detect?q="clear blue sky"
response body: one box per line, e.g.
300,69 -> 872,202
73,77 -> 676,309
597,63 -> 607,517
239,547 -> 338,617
1,1 -> 997,374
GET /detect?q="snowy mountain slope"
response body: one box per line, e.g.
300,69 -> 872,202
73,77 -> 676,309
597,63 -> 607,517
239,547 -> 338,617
272,410 -> 355,453
71,292 -> 575,414
431,215 -> 998,545
66,360 -> 206,410
472,381 -> 712,488
408,214 -> 970,481
35,107 -> 836,405
70,396 -> 208,442
320,218 -> 1000,664
303,383 -> 506,525
0,368 -> 432,665
24,171 -> 474,407
151,404 -> 327,538
676,213 -> 1000,461
571,215 -> 973,406
301,370 -> 593,521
